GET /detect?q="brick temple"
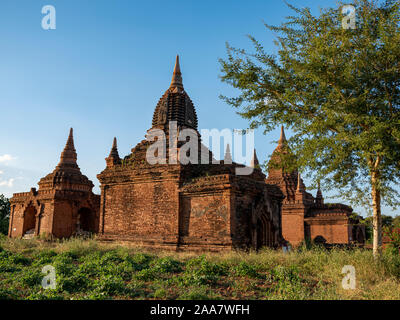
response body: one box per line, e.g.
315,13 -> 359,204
8,129 -> 100,239
266,127 -> 365,246
8,56 -> 365,249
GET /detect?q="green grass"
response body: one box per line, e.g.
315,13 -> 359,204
0,234 -> 400,300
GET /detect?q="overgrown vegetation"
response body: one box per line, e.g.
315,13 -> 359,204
360,214 -> 400,243
0,195 -> 10,235
0,236 -> 400,300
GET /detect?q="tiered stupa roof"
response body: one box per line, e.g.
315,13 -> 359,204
151,55 -> 198,130
38,128 -> 94,191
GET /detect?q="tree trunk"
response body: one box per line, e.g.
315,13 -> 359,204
371,169 -> 382,258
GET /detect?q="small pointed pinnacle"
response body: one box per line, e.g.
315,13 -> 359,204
109,137 -> 120,158
316,181 -> 323,198
296,172 -> 303,192
250,149 -> 259,168
278,126 -> 287,145
112,137 -> 117,149
170,55 -> 183,89
58,128 -> 77,166
65,128 -> 75,150
224,144 -> 232,164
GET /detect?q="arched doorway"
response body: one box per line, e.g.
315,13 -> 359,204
354,226 -> 365,244
77,207 -> 94,233
256,214 -> 274,249
313,235 -> 327,245
23,206 -> 37,237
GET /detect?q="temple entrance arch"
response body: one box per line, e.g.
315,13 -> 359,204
251,192 -> 279,250
23,206 -> 37,236
77,207 -> 95,233
256,214 -> 274,249
353,226 -> 365,244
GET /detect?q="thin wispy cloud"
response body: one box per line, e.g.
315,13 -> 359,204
0,178 -> 15,187
0,154 -> 16,164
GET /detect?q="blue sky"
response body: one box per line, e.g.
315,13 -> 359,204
0,0 -> 397,217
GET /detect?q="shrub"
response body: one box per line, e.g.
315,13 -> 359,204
130,252 -> 153,270
153,288 -> 167,299
232,261 -> 262,279
151,257 -> 183,274
134,268 -> 157,281
26,289 -> 64,300
9,253 -> 32,266
0,258 -> 18,272
32,250 -> 57,266
92,275 -> 126,296
99,251 -> 125,265
182,257 -> 228,286
272,265 -> 300,282
52,253 -> 77,276
382,251 -> 400,279
384,227 -> 400,253
57,273 -> 90,293
0,288 -> 18,300
18,269 -> 43,287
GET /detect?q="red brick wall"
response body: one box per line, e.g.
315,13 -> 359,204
102,180 -> 180,239
9,204 -> 24,237
232,192 -> 255,248
308,221 -> 350,244
282,213 -> 304,246
52,201 -> 74,238
37,202 -> 54,237
179,192 -> 230,240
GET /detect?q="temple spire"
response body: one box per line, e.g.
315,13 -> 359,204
224,144 -> 232,164
250,149 -> 260,168
106,137 -> 121,167
170,55 -> 183,89
58,128 -> 77,166
109,137 -> 119,158
316,181 -> 324,206
295,172 -> 305,202
296,172 -> 304,192
278,126 -> 287,146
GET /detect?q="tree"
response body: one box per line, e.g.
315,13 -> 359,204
393,214 -> 400,228
0,194 -> 10,235
364,214 -> 394,241
220,0 -> 400,257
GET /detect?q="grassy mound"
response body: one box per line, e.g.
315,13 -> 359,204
0,234 -> 399,300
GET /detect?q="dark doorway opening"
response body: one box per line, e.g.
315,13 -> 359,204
23,206 -> 37,236
256,214 -> 274,249
77,207 -> 94,233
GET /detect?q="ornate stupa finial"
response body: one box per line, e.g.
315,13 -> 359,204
151,55 -> 198,130
170,55 -> 183,89
278,126 -> 287,146
58,128 -> 78,166
224,144 -> 232,164
250,149 -> 260,168
109,137 -> 119,157
106,137 -> 121,167
295,171 -> 305,202
296,172 -> 304,192
316,180 -> 324,206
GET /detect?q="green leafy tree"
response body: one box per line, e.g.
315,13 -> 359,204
220,0 -> 400,257
393,214 -> 400,227
0,194 -> 10,235
364,214 -> 394,241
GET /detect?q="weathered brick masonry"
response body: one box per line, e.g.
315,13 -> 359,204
9,56 -> 365,249
8,129 -> 99,239
265,127 -> 365,246
97,56 -> 285,250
